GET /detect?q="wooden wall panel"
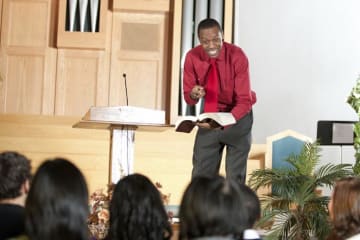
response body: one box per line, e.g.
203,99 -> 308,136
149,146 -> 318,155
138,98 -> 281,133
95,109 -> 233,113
5,52 -> 45,113
109,12 -> 169,110
0,114 -> 110,195
4,0 -> 48,47
0,0 -> 57,114
0,114 -> 266,204
112,0 -> 169,12
55,49 -> 109,116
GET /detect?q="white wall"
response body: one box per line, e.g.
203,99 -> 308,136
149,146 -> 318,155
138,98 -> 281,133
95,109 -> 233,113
235,0 -> 360,143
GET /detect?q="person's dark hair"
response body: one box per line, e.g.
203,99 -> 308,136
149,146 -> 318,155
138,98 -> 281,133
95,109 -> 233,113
329,177 -> 360,239
0,151 -> 31,199
107,173 -> 172,240
197,18 -> 222,37
238,183 -> 261,228
179,175 -> 248,240
25,158 -> 89,240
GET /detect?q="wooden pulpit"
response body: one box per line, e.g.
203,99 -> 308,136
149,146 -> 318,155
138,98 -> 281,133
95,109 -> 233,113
73,106 -> 172,183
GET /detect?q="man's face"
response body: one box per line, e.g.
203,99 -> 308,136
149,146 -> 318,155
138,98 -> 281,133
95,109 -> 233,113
198,26 -> 223,58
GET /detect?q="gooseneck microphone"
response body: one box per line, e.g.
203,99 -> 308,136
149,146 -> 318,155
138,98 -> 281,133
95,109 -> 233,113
122,73 -> 129,106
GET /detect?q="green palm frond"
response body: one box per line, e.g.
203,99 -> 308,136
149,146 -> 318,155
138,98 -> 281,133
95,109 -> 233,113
267,211 -> 298,240
306,202 -> 331,239
286,142 -> 320,176
251,141 -> 353,240
291,179 -> 317,207
260,195 -> 292,213
314,163 -> 354,188
249,168 -> 282,190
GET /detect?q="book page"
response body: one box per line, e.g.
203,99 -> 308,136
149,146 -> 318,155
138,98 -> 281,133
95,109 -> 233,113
198,112 -> 235,126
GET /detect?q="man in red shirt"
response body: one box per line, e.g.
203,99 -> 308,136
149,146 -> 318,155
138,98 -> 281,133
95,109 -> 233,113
183,18 -> 256,184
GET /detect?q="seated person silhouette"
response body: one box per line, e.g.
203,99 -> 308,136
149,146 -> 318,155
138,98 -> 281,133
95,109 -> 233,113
22,158 -> 89,240
179,175 -> 259,240
0,151 -> 31,240
106,173 -> 172,240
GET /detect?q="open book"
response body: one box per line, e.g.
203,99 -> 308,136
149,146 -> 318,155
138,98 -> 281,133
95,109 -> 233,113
175,112 -> 236,133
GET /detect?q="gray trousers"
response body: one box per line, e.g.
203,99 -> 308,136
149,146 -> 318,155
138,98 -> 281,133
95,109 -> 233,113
191,110 -> 253,184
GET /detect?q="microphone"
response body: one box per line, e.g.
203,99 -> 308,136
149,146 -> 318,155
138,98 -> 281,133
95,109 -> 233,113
123,73 -> 129,106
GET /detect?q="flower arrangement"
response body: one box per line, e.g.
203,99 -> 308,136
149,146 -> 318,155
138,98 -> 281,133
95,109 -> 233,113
88,184 -> 114,240
155,181 -> 171,205
87,181 -> 171,240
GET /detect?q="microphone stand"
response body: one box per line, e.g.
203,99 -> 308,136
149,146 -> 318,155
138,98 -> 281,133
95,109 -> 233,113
122,73 -> 130,175
123,73 -> 129,106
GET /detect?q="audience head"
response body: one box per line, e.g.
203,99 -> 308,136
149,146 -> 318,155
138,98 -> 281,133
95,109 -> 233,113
0,151 -> 31,203
328,176 -> 360,239
237,183 -> 261,229
25,158 -> 89,240
179,175 -> 250,240
107,173 -> 172,240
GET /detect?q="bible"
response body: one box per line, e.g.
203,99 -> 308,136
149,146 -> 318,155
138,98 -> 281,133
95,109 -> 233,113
175,112 -> 236,133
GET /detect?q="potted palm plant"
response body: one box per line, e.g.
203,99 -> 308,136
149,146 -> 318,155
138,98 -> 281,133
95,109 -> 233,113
248,141 -> 354,240
347,75 -> 360,174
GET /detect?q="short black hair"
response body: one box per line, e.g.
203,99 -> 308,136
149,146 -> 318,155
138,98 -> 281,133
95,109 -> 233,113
179,176 -> 248,239
0,151 -> 31,199
238,183 -> 261,228
197,18 -> 222,37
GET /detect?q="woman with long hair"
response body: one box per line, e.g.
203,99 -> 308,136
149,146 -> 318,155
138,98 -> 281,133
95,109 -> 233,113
106,173 -> 172,240
25,158 -> 89,240
328,177 -> 360,240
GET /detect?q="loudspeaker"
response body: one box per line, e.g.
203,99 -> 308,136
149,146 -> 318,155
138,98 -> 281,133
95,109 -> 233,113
317,121 -> 356,145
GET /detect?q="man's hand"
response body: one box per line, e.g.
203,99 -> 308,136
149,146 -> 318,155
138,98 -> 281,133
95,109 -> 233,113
190,85 -> 205,100
196,119 -> 221,129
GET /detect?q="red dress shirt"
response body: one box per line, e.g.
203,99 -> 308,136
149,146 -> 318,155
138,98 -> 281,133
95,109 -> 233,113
183,42 -> 256,121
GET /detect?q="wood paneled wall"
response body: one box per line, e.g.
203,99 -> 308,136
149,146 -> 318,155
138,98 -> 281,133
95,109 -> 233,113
0,114 -> 266,204
0,114 -> 110,193
0,0 -> 172,118
0,0 -> 57,114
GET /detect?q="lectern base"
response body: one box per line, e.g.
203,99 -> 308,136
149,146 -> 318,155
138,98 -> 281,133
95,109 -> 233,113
110,127 -> 135,183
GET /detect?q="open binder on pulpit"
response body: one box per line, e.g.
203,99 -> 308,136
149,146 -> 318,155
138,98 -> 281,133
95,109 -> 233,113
73,106 -> 172,183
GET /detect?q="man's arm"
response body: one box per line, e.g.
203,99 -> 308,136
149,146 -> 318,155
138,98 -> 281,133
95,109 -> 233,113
183,53 -> 201,105
231,51 -> 256,120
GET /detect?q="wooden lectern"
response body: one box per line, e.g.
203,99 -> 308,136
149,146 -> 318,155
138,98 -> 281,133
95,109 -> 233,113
73,106 -> 172,183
